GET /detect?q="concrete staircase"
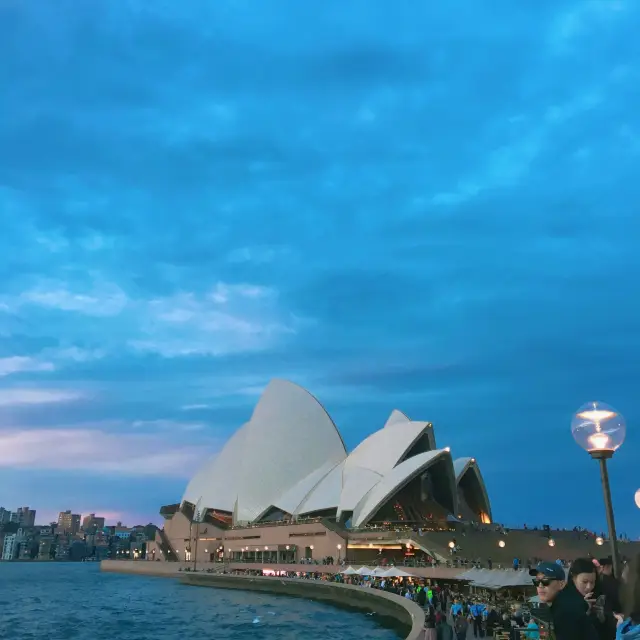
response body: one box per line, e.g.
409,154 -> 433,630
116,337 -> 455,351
157,528 -> 179,562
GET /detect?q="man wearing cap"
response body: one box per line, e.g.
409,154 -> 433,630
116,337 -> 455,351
530,561 -> 598,640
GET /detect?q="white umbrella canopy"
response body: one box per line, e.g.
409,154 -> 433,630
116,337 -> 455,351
457,568 -> 485,581
358,566 -> 387,576
356,566 -> 374,575
340,566 -> 359,575
381,567 -> 415,578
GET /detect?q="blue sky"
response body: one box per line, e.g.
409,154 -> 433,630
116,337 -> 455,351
0,0 -> 638,534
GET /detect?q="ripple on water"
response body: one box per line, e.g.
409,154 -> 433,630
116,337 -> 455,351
0,564 -> 400,640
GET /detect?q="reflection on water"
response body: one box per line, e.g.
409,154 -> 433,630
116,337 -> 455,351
0,564 -> 400,639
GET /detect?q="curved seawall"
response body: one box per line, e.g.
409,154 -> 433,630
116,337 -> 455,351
100,561 -> 424,639
181,574 -> 425,640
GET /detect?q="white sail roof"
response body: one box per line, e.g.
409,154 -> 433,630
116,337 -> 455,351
296,460 -> 346,516
453,456 -> 492,522
383,409 -> 410,428
336,419 -> 435,516
351,449 -> 457,527
182,422 -> 250,512
453,457 -> 474,480
271,459 -> 343,516
179,379 -> 490,528
182,380 -> 347,522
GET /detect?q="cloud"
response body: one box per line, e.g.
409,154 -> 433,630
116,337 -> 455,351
20,281 -> 128,317
131,419 -> 206,432
0,389 -> 83,407
133,287 -> 294,357
548,0 -> 629,52
0,356 -> 54,377
0,0 -> 639,535
429,88 -> 604,208
1,279 -> 297,358
208,282 -> 275,304
0,428 -> 213,477
226,246 -> 291,264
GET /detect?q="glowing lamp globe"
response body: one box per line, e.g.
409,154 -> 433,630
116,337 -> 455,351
595,537 -> 604,546
635,489 -> 640,509
548,538 -> 556,547
448,541 -> 455,549
571,402 -> 626,456
498,540 -> 506,548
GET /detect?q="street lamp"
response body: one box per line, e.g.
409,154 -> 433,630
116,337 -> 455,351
498,540 -> 506,548
595,537 -> 604,546
572,401 -> 626,577
337,543 -> 342,563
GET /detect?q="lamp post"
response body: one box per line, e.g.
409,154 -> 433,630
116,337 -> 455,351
571,401 -> 626,578
192,498 -> 203,573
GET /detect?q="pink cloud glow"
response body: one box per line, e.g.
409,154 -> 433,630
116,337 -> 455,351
0,428 -> 213,477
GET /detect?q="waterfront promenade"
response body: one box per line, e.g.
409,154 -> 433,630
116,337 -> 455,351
101,559 -> 467,579
101,560 -> 425,639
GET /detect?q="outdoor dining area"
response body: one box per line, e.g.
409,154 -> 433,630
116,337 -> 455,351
339,565 -> 417,578
455,567 -> 535,589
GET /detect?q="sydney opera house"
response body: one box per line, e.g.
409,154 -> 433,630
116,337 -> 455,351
151,380 -> 492,565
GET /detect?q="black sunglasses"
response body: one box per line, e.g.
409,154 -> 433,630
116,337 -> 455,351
532,578 -> 557,587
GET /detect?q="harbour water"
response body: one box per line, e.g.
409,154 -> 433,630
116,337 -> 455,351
0,563 -> 400,639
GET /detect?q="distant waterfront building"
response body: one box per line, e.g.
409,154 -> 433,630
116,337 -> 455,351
38,538 -> 54,560
16,506 -> 36,528
58,511 -> 81,535
2,534 -> 18,560
82,514 -> 105,531
0,508 -> 11,524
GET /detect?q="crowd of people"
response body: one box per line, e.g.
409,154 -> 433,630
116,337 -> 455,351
335,552 -> 640,640
214,550 -> 640,640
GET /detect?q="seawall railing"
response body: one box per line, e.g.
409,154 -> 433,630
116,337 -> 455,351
182,573 -> 425,640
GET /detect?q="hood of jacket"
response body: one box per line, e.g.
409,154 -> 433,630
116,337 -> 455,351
619,620 -> 640,640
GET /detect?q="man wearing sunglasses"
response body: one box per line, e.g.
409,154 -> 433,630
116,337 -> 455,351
530,561 -> 598,640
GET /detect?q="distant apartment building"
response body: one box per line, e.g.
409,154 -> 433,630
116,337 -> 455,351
82,514 -> 105,531
0,508 -> 11,524
38,538 -> 54,560
58,510 -> 81,535
16,506 -> 36,528
1,528 -> 27,560
2,534 -> 18,560
113,528 -> 133,540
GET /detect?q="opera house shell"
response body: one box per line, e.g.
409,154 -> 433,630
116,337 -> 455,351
181,380 -> 492,528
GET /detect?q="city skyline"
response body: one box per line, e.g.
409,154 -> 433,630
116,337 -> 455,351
1,1 -> 639,535
0,505 -> 138,528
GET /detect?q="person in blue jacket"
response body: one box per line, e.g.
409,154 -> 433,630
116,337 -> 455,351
616,555 -> 640,640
